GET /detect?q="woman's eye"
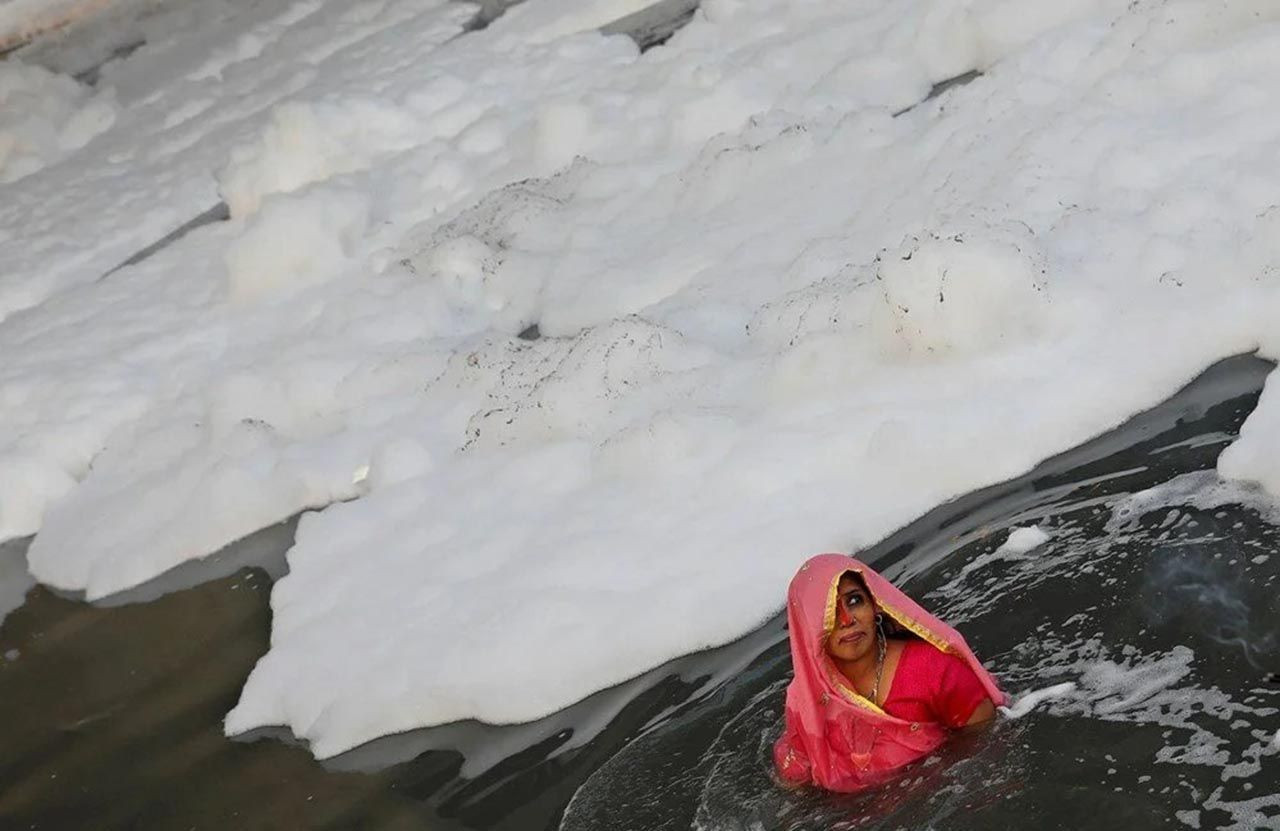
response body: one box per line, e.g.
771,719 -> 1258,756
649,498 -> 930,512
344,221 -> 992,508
844,594 -> 862,608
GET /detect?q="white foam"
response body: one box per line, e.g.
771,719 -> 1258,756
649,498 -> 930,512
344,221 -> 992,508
941,523 -> 1055,589
1108,471 -> 1280,533
4,0 -> 1280,758
1081,646 -> 1195,716
0,0 -> 105,51
1200,787 -> 1280,831
1218,360 -> 1280,504
869,222 -> 1049,359
999,681 -> 1076,718
1000,526 -> 1052,555
0,59 -> 116,184
218,99 -> 420,219
224,186 -> 371,303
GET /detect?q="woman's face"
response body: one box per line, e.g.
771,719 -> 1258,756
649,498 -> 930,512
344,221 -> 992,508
825,572 -> 878,664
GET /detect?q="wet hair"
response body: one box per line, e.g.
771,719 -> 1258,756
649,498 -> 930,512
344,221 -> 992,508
841,569 -> 872,598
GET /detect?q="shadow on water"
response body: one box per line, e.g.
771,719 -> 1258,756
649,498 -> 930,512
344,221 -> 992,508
3,355 -> 1280,830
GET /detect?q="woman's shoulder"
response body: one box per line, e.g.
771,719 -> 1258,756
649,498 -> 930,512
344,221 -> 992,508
896,638 -> 977,687
885,638 -> 942,696
894,638 -> 990,726
898,637 -> 952,667
904,636 -> 972,661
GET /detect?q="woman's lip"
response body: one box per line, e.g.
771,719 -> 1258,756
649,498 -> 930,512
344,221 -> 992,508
839,631 -> 865,644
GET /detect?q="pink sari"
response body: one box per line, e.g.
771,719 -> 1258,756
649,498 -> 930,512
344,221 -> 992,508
773,553 -> 1006,792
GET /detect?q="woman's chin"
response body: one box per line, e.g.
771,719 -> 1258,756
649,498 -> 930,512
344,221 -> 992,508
828,636 -> 870,662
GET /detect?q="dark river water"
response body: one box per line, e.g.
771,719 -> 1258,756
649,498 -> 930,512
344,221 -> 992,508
3,355 -> 1279,831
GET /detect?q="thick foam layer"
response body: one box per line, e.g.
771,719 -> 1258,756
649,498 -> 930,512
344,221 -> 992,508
0,59 -> 116,183
0,0 -> 105,51
6,0 -> 1280,758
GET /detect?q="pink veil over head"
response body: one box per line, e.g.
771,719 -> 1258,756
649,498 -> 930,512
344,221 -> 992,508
777,553 -> 1006,791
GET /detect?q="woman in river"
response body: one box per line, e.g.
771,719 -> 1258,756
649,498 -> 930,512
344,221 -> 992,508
773,553 -> 1005,791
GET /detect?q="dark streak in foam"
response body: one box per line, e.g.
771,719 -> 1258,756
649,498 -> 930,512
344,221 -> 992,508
73,38 -> 146,86
892,69 -> 984,118
924,69 -> 983,103
99,201 -> 230,280
456,0 -> 528,33
455,0 -> 700,50
600,0 -> 700,52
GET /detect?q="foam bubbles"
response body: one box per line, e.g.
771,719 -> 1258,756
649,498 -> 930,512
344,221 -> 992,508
870,221 -> 1049,359
218,99 -> 420,219
8,0 -> 1280,762
224,187 -> 370,304
1000,681 -> 1076,718
0,0 -> 103,52
0,60 -> 116,183
1001,525 -> 1051,554
0,449 -> 78,541
1218,368 -> 1280,502
1107,471 -> 1280,533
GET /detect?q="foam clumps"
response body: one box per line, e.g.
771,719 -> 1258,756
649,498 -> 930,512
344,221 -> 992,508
999,681 -> 1075,718
224,186 -> 371,303
0,59 -> 116,183
5,0 -> 1280,758
1107,470 -> 1280,534
870,223 -> 1049,358
0,0 -> 102,51
999,525 -> 1051,555
1217,365 -> 1280,500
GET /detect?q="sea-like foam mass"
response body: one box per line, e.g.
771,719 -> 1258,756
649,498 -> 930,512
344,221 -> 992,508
5,0 -> 1280,758
0,59 -> 116,183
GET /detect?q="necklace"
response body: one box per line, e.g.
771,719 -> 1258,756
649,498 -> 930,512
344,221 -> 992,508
869,627 -> 886,705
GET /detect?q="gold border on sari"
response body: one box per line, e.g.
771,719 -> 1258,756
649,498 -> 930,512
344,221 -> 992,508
827,567 -> 955,655
823,659 -> 890,716
819,563 -> 962,706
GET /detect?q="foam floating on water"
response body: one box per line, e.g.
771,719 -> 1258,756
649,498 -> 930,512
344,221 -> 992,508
1000,682 -> 1077,719
998,525 -> 1051,555
5,0 -> 1280,757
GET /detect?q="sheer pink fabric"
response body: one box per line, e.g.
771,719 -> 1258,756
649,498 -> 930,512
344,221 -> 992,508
773,553 -> 1006,791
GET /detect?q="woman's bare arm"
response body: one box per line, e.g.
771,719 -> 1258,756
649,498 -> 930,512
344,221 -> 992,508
961,697 -> 997,730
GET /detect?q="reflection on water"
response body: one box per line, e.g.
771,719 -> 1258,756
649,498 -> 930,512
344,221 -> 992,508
2,356 -> 1279,831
